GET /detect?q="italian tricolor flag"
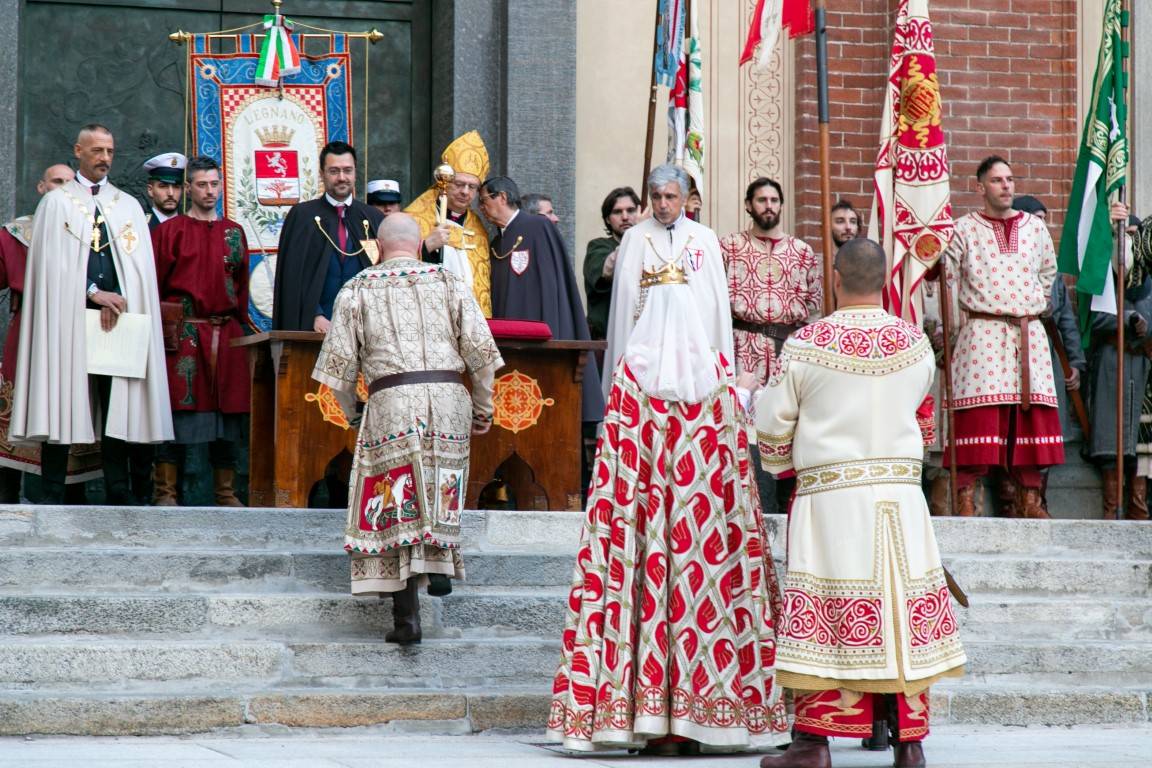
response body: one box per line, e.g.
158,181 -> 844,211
255,12 -> 302,87
1058,0 -> 1128,332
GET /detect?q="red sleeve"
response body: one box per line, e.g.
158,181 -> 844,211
916,394 -> 936,447
235,226 -> 250,323
152,220 -> 177,296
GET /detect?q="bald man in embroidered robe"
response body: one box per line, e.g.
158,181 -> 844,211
755,239 -> 965,768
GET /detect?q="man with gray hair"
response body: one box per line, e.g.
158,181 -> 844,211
313,212 -> 503,644
520,192 -> 559,225
481,175 -> 604,423
603,163 -> 732,398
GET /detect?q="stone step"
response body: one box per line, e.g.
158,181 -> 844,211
0,684 -> 1146,736
3,591 -> 1148,642
0,638 -> 561,691
6,506 -> 1152,559
0,637 -> 1146,691
0,590 -> 570,640
0,549 -> 575,593
1,548 -> 1144,598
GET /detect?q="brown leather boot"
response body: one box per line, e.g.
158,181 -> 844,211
1102,471 -> 1120,520
1018,486 -> 1050,519
894,740 -> 926,768
1128,472 -> 1150,521
996,472 -> 1020,518
955,483 -> 977,517
927,476 -> 950,517
385,578 -> 422,644
760,731 -> 831,768
152,462 -> 179,507
213,468 -> 245,507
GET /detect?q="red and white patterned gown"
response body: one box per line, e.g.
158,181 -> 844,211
944,211 -> 1064,470
546,355 -> 790,751
719,232 -> 822,386
755,308 -> 966,741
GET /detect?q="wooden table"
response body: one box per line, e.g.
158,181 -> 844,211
234,332 -> 604,510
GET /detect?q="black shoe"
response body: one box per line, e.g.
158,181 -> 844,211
862,719 -> 890,750
385,579 -> 422,644
427,574 -> 453,597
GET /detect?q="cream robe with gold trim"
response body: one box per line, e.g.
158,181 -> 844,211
754,307 -> 965,694
11,180 -> 172,445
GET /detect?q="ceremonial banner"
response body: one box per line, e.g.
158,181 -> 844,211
189,34 -> 352,331
869,0 -> 953,321
1059,0 -> 1128,330
667,1 -> 704,192
739,0 -> 814,68
655,0 -> 685,88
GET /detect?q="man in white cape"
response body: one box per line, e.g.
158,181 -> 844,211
602,164 -> 732,402
12,124 -> 172,504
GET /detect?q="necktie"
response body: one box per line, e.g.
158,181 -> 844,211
91,185 -> 99,196
337,204 -> 348,252
667,223 -> 674,247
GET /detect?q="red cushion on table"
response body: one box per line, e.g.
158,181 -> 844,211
486,318 -> 553,340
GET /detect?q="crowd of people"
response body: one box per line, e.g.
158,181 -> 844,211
0,122 -> 1143,765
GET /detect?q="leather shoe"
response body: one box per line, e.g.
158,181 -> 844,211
760,731 -> 831,768
894,740 -> 926,768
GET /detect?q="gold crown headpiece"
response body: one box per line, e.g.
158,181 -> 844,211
640,259 -> 688,288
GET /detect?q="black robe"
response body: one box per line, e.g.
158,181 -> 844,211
490,211 -> 604,422
272,197 -> 383,330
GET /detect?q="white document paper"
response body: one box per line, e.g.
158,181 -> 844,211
85,309 -> 151,379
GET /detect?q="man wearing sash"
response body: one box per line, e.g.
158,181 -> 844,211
755,239 -> 965,768
11,124 -> 172,505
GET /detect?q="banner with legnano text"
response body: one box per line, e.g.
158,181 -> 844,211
189,33 -> 352,331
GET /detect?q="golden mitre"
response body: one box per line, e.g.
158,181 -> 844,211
441,130 -> 489,179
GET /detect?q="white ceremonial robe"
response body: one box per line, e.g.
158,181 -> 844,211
603,215 -> 733,403
754,307 -> 966,693
11,180 -> 172,444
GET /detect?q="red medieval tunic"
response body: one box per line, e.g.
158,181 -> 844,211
151,216 -> 250,436
0,221 -> 101,479
719,232 -> 821,386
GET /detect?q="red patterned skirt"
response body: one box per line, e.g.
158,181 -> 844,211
545,359 -> 790,751
946,404 -> 1064,468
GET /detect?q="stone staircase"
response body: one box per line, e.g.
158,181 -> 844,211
0,506 -> 1147,735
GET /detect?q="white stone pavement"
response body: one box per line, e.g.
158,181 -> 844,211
0,725 -> 1149,767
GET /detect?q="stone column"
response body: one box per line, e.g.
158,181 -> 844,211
0,0 -> 20,222
503,0 -> 578,255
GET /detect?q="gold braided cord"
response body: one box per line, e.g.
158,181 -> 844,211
313,215 -> 366,258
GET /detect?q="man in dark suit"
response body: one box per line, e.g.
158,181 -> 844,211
272,141 -> 384,332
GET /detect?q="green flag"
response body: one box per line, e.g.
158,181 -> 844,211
1058,0 -> 1128,336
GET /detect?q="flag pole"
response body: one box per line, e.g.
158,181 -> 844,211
814,0 -> 835,315
937,257 -> 961,516
1114,0 -> 1129,518
640,0 -> 662,209
1115,192 -> 1126,517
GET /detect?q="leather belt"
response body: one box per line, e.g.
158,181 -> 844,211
733,319 -> 799,354
186,316 -> 229,396
367,369 -> 463,396
968,311 -> 1038,410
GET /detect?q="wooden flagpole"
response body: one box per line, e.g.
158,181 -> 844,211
640,0 -> 663,209
1115,191 -> 1127,517
814,0 -> 835,315
937,256 -> 961,516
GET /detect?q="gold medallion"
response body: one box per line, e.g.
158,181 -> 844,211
362,239 -> 380,265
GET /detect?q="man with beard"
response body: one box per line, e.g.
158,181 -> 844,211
582,186 -> 640,340
273,141 -> 383,332
143,152 -> 186,232
720,178 -> 821,514
150,156 -> 251,507
830,199 -> 860,250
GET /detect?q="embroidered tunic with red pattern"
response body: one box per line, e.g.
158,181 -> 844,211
719,232 -> 821,385
945,211 -> 1058,410
754,307 -> 966,740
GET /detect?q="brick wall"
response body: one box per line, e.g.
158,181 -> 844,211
791,0 -> 1079,255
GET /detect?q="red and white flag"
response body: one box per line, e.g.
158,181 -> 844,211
869,0 -> 954,321
739,0 -> 815,68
